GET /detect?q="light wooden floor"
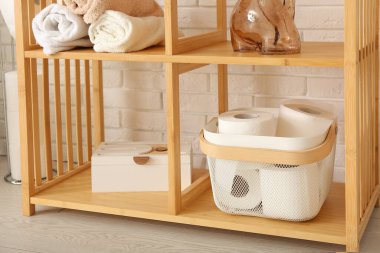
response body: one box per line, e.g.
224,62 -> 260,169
0,157 -> 379,253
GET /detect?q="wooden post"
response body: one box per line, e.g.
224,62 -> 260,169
375,0 -> 380,208
15,0 -> 36,216
166,63 -> 181,215
92,61 -> 105,146
344,0 -> 360,251
217,65 -> 228,114
65,60 -> 74,172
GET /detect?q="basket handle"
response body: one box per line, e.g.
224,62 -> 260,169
200,123 -> 337,166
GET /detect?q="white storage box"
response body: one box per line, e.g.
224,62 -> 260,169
92,142 -> 192,192
200,119 -> 337,222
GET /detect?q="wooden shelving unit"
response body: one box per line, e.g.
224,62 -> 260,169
15,1 -> 379,252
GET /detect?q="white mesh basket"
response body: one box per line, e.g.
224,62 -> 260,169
200,122 -> 337,222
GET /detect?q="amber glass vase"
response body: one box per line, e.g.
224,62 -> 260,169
231,0 -> 301,55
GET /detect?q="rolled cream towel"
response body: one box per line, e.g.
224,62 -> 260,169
89,11 -> 165,53
32,4 -> 92,55
64,0 -> 163,24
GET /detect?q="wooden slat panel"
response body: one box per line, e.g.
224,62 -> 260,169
65,60 -> 74,171
75,60 -> 84,165
42,59 -> 53,181
30,59 -> 42,186
84,61 -> 92,161
54,60 -> 64,176
92,61 -> 104,146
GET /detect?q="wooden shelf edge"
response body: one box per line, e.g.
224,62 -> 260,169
24,42 -> 344,68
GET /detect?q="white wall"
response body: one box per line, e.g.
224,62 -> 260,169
0,0 -> 346,181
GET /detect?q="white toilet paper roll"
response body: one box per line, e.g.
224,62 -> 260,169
5,71 -> 46,181
8,143 -> 21,181
6,111 -> 20,146
277,102 -> 334,138
218,110 -> 276,136
214,159 -> 240,193
5,71 -> 19,113
260,163 -> 320,221
212,160 -> 262,210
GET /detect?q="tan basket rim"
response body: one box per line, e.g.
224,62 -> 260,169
200,123 -> 337,165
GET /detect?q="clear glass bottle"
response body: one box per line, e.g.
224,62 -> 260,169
231,0 -> 301,55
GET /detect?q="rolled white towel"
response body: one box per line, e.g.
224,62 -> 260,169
89,10 -> 165,53
32,4 -> 93,55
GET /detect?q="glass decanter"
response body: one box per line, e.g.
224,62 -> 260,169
231,0 -> 301,55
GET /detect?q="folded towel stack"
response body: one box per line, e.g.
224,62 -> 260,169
32,1 -> 166,54
64,0 -> 164,24
32,4 -> 92,55
89,11 -> 165,53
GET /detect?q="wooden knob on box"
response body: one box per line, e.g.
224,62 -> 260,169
133,156 -> 150,165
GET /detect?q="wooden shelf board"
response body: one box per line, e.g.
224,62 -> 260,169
24,42 -> 344,67
174,42 -> 344,67
31,168 -> 346,245
24,46 -> 167,62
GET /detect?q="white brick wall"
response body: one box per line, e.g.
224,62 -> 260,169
0,1 -> 348,181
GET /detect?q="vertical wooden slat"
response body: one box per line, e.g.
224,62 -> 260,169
40,0 -> 47,9
366,0 -> 372,207
30,59 -> 42,186
371,0 -> 378,194
344,0 -> 361,251
75,60 -> 84,165
166,63 -> 181,215
42,59 -> 53,181
217,65 -> 228,114
362,0 -> 368,213
369,0 -> 375,195
375,0 -> 380,207
217,0 -> 227,32
54,60 -> 64,176
65,60 -> 74,171
164,0 -> 179,55
15,0 -> 36,216
92,61 -> 104,146
357,0 -> 364,217
27,0 -> 36,45
84,61 -> 92,161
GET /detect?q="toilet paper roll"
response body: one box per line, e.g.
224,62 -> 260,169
218,110 -> 276,136
214,159 -> 240,193
5,71 -> 19,113
260,163 -> 321,221
6,111 -> 20,146
212,159 -> 262,210
5,71 -> 46,181
8,143 -> 21,181
277,102 -> 335,138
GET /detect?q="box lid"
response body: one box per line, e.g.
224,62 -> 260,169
92,142 -> 192,165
